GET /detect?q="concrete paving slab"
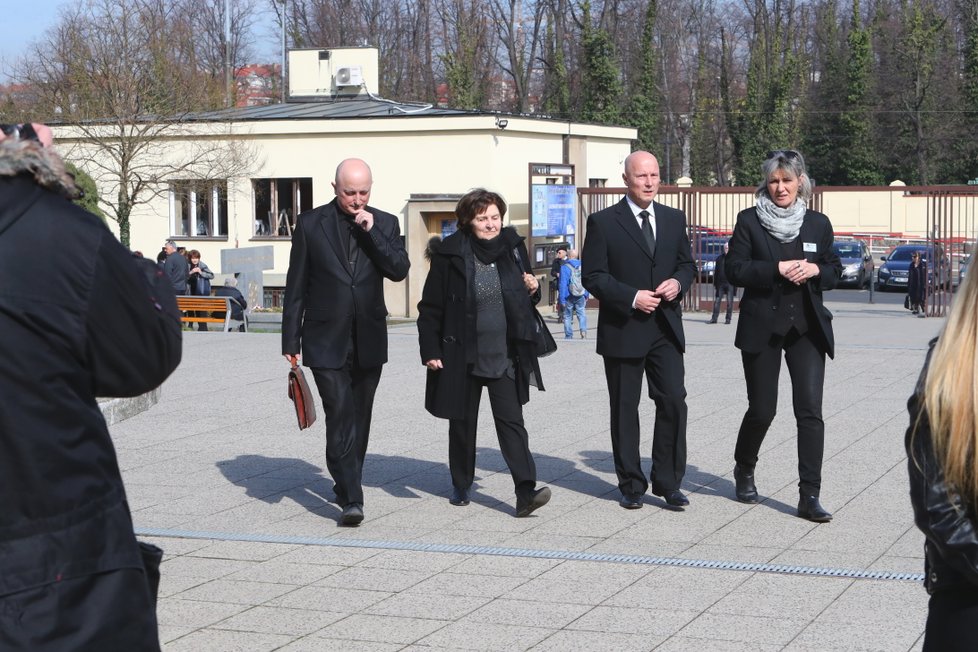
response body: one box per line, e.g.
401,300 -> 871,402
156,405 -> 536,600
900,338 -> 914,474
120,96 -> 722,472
101,300 -> 946,650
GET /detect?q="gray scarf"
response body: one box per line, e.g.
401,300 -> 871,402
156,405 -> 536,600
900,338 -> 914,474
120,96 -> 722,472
755,194 -> 806,243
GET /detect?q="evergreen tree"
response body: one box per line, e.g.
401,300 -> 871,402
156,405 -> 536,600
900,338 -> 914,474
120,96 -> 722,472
627,0 -> 660,152
838,0 -> 883,185
579,0 -> 622,125
801,0 -> 846,185
689,48 -> 718,185
960,0 -> 978,178
65,162 -> 106,223
542,18 -> 570,118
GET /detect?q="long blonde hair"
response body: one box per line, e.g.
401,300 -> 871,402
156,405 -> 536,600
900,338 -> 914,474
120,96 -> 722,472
921,259 -> 978,505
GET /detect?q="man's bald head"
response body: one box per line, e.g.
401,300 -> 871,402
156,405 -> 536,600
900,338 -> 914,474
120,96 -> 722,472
333,158 -> 373,216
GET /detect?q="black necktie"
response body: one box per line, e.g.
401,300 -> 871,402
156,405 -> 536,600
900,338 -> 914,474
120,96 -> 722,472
639,210 -> 656,256
345,218 -> 360,268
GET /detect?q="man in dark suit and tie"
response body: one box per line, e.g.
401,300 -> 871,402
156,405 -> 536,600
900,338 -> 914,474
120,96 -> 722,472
581,150 -> 696,510
282,158 -> 410,526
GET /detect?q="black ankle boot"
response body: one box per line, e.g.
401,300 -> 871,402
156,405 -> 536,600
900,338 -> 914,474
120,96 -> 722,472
797,495 -> 832,522
733,464 -> 758,504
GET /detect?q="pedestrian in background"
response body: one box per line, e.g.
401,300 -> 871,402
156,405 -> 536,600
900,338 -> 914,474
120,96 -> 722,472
549,246 -> 568,320
708,240 -> 736,324
162,239 -> 189,295
906,256 -> 978,651
726,149 -> 842,522
908,250 -> 927,317
558,249 -> 589,339
187,249 -> 215,331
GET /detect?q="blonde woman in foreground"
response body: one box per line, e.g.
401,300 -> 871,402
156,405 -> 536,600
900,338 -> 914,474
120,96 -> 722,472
907,262 -> 978,651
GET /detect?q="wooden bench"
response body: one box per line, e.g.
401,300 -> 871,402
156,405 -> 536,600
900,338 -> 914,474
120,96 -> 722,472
175,296 -> 248,332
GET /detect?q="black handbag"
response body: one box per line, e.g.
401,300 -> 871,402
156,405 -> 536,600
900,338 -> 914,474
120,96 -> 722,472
512,246 -> 557,357
531,307 -> 558,357
904,294 -> 911,310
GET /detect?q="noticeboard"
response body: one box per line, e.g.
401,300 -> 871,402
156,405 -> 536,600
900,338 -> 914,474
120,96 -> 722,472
531,184 -> 577,238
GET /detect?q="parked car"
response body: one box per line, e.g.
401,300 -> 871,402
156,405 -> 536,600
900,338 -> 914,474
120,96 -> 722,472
693,236 -> 729,280
831,239 -> 874,288
877,243 -> 951,292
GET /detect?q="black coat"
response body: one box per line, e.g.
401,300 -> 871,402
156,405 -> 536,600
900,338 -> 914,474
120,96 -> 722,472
907,341 -> 978,595
726,207 -> 842,358
908,260 -> 928,305
417,228 -> 544,420
581,198 -> 696,356
282,198 -> 410,368
0,174 -> 182,600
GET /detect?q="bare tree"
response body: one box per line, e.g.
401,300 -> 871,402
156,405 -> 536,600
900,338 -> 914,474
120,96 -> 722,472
16,0 -> 256,246
487,0 -> 547,112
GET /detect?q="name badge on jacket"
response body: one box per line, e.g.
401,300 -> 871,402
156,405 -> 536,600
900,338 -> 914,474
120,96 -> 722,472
803,242 -> 817,253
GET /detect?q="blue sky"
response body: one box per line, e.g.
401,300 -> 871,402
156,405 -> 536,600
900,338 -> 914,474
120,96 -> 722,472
2,0 -> 66,81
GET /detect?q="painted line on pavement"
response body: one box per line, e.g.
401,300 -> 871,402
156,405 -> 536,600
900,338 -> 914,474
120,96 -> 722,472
135,527 -> 924,583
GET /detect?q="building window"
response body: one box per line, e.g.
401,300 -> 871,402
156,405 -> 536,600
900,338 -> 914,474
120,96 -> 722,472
589,178 -> 607,188
169,180 -> 228,237
253,177 -> 313,237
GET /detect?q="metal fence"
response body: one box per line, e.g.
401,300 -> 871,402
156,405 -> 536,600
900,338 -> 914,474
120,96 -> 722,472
578,185 -> 978,318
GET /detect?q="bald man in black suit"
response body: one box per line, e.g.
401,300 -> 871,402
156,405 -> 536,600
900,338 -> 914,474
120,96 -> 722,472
282,158 -> 409,527
582,151 -> 696,511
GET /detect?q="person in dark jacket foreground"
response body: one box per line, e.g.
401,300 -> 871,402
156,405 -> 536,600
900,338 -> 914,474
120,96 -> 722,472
0,124 -> 182,651
907,261 -> 978,651
417,188 -> 551,516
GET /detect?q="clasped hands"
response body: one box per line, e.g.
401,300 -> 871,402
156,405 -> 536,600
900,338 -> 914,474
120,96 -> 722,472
779,259 -> 815,285
634,278 -> 681,314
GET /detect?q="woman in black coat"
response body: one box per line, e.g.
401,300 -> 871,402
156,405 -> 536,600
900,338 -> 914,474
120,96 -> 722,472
907,251 -> 928,316
417,188 -> 551,517
907,262 -> 978,650
726,149 -> 842,522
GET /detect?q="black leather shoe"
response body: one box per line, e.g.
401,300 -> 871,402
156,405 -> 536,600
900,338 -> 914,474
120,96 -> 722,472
619,493 -> 643,509
449,487 -> 470,506
733,464 -> 759,504
653,489 -> 689,509
707,319 -> 717,324
340,503 -> 364,527
516,487 -> 551,517
797,495 -> 832,523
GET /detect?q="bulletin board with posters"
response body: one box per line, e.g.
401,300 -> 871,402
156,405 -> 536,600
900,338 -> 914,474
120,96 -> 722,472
527,163 -> 576,270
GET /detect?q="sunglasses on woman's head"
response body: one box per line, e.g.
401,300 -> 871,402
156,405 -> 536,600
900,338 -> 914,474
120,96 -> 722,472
767,150 -> 800,161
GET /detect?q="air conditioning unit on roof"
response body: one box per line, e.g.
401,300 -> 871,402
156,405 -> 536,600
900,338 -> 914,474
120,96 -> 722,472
335,66 -> 363,87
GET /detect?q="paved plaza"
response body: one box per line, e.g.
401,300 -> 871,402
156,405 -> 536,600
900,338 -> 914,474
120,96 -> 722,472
112,297 -> 943,651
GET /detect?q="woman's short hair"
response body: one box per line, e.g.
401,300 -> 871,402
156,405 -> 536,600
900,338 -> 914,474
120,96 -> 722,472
455,188 -> 507,231
756,149 -> 813,203
187,249 -> 201,259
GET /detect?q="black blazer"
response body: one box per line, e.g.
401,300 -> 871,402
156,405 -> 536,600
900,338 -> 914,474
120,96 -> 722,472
282,198 -> 410,368
726,206 -> 841,358
581,198 -> 696,356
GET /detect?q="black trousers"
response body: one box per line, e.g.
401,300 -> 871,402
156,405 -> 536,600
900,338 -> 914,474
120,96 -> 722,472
448,373 -> 537,501
711,284 -> 736,323
0,568 -> 160,651
734,329 -> 826,496
311,349 -> 382,507
603,332 -> 688,496
924,588 -> 978,651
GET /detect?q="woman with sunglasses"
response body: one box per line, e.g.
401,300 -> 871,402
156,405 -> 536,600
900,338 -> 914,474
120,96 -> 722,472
725,149 -> 842,522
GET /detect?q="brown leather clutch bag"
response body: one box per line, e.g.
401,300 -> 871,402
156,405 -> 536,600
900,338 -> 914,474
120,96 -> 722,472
287,363 -> 317,430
